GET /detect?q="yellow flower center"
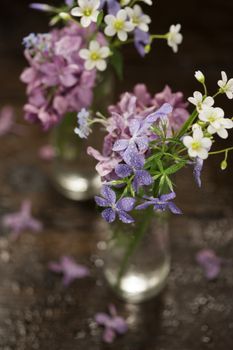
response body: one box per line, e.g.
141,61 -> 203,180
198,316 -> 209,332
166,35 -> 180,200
208,115 -> 216,123
83,7 -> 92,16
90,52 -> 100,61
132,16 -> 140,25
191,141 -> 201,151
114,20 -> 124,30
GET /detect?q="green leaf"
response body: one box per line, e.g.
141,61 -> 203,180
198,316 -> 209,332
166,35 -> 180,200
109,48 -> 123,80
165,176 -> 174,191
97,10 -> 104,27
165,161 -> 186,175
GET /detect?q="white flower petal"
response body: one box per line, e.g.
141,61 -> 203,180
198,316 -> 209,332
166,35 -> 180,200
104,25 -> 116,37
183,136 -> 193,148
193,127 -> 203,141
201,137 -> 212,149
99,46 -> 110,58
96,59 -> 107,71
217,128 -> 228,139
71,7 -> 83,16
197,148 -> 208,160
89,40 -> 100,51
221,118 -> 233,129
79,49 -> 90,59
81,16 -> 91,27
104,14 -> 115,25
117,30 -> 127,41
85,59 -> 96,70
117,9 -> 127,21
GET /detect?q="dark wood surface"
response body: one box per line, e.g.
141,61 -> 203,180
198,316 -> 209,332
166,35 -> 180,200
0,1 -> 233,349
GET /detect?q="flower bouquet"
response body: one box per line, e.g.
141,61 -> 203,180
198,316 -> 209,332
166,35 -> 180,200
20,0 -> 181,200
83,73 -> 233,302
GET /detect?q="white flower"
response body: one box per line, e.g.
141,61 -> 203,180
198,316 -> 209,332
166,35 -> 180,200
199,106 -> 233,139
79,40 -> 110,71
217,71 -> 233,99
125,5 -> 151,32
71,0 -> 100,28
104,9 -> 134,41
195,71 -> 205,83
188,91 -> 214,112
167,24 -> 183,53
183,125 -> 212,160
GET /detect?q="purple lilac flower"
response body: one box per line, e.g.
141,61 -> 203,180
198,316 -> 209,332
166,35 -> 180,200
95,185 -> 135,223
193,157 -> 204,188
38,144 -> 56,161
74,108 -> 91,139
112,103 -> 173,156
95,304 -> 128,343
87,147 -> 121,177
136,192 -> 182,214
48,256 -> 90,286
2,200 -> 43,239
20,23 -> 97,130
100,0 -> 120,15
65,0 -> 74,6
196,249 -> 222,280
115,150 -> 152,192
152,85 -> 189,132
133,84 -> 152,108
30,3 -> 55,12
134,28 -> 150,57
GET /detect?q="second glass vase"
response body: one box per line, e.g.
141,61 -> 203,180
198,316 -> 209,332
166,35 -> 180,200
49,69 -> 114,201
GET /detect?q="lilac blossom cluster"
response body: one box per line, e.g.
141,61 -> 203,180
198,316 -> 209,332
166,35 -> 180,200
87,84 -> 189,223
20,23 -> 98,130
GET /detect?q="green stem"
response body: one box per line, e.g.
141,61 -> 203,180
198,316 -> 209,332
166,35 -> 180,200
176,109 -> 198,139
209,146 -> 233,155
115,208 -> 154,289
150,34 -> 168,40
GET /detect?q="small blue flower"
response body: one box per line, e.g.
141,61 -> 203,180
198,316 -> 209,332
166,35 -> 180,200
74,108 -> 91,139
95,185 -> 135,224
134,28 -> 150,57
22,33 -> 38,49
115,149 -> 152,192
136,192 -> 182,214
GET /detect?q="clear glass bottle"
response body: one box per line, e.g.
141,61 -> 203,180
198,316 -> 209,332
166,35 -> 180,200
104,209 -> 170,303
49,69 -> 115,201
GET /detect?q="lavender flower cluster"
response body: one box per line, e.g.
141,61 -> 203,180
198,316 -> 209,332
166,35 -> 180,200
87,84 -> 189,223
20,23 -> 100,130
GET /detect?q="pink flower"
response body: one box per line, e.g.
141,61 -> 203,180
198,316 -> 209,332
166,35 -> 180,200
48,256 -> 90,286
2,200 -> 43,240
152,85 -> 189,132
21,23 -> 99,130
95,304 -> 128,343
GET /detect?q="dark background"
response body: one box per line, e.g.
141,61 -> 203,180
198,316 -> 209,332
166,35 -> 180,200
0,1 -> 233,349
1,0 -> 233,110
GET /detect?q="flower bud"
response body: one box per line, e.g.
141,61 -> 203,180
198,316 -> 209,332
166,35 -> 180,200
221,160 -> 227,170
195,71 -> 205,84
59,12 -> 71,21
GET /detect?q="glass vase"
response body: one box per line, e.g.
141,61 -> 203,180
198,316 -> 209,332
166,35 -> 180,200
104,209 -> 170,303
49,69 -> 115,201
